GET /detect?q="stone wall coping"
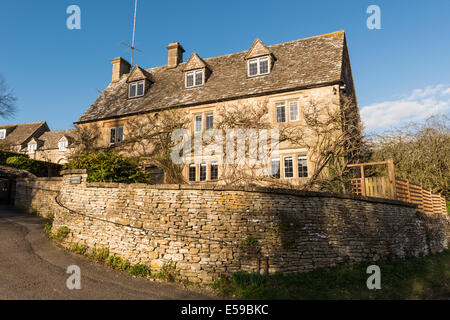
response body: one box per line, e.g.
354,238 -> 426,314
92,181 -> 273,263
16,177 -> 63,182
60,169 -> 87,175
82,182 -> 418,208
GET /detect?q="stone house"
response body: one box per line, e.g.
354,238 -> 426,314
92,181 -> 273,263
0,121 -> 74,164
75,30 -> 360,184
0,121 -> 49,153
26,130 -> 75,164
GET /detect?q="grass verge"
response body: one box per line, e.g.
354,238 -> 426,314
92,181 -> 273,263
213,250 -> 450,300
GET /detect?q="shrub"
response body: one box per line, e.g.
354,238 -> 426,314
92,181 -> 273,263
43,222 -> 52,238
64,152 -> 150,183
243,236 -> 257,246
106,255 -> 130,271
54,226 -> 70,240
5,155 -> 62,177
127,264 -> 151,277
0,149 -> 28,165
29,207 -> 38,216
90,247 -> 110,262
71,243 -> 88,255
154,260 -> 177,282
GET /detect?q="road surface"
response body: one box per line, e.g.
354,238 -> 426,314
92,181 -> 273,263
0,206 -> 215,300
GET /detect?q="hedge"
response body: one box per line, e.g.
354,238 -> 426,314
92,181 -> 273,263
64,152 -> 150,183
0,149 -> 62,177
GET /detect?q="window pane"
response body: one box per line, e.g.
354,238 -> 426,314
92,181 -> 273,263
284,157 -> 293,178
259,58 -> 269,74
137,82 -> 144,96
110,128 -> 116,144
189,164 -> 196,181
129,84 -> 136,97
276,103 -> 286,123
249,60 -> 258,76
271,158 -> 280,179
205,113 -> 213,130
210,162 -> 218,180
289,102 -> 299,121
117,126 -> 124,142
195,70 -> 203,86
186,73 -> 194,87
199,163 -> 207,181
298,156 -> 308,178
195,115 -> 202,132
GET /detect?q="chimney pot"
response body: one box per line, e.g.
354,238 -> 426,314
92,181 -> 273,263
166,42 -> 185,68
110,57 -> 131,82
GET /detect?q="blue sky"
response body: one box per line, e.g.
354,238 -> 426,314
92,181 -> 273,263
0,0 -> 449,132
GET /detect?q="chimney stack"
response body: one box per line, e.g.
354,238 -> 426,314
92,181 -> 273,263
110,57 -> 131,82
166,42 -> 185,68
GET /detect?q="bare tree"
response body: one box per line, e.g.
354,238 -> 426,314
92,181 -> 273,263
121,109 -> 190,183
367,115 -> 449,196
68,123 -> 103,158
0,75 -> 16,119
214,96 -> 363,192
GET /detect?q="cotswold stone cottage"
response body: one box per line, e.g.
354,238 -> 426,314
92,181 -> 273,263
0,121 -> 74,164
75,30 -> 360,183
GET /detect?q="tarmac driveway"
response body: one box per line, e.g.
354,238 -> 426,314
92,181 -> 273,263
0,206 -> 215,300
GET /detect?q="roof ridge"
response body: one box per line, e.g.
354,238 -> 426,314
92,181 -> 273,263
0,121 -> 46,127
143,30 -> 345,73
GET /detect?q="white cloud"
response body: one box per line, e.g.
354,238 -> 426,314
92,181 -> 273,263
360,84 -> 450,132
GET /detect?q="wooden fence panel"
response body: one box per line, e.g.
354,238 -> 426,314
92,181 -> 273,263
350,175 -> 447,215
409,183 -> 423,211
422,189 -> 433,214
395,179 -> 410,202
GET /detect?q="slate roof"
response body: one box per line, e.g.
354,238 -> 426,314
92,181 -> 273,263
0,121 -> 48,146
32,130 -> 75,150
76,30 -> 348,124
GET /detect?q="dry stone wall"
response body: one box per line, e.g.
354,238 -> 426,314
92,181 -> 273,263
15,170 -> 449,284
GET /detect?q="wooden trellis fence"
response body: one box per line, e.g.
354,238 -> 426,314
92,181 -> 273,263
349,160 -> 447,215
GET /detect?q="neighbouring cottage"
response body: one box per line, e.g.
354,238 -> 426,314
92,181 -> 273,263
26,130 -> 75,164
0,121 -> 74,164
75,30 -> 360,184
0,121 -> 49,153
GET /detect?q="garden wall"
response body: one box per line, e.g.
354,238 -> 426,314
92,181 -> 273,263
15,170 -> 449,284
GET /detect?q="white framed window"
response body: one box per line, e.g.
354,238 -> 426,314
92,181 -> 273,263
188,164 -> 196,182
271,158 -> 280,179
276,103 -> 286,123
248,56 -> 270,77
185,69 -> 204,88
210,161 -> 218,180
194,115 -> 203,132
199,163 -> 207,181
205,113 -> 214,130
28,143 -> 37,154
129,80 -> 145,98
109,126 -> 124,144
289,101 -> 299,121
58,140 -> 68,151
284,156 -> 293,178
0,129 -> 6,140
298,155 -> 308,178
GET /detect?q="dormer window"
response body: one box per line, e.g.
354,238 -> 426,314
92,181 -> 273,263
129,80 -> 145,98
28,143 -> 37,154
58,140 -> 68,151
248,56 -> 270,77
185,69 -> 204,88
0,129 -> 5,139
